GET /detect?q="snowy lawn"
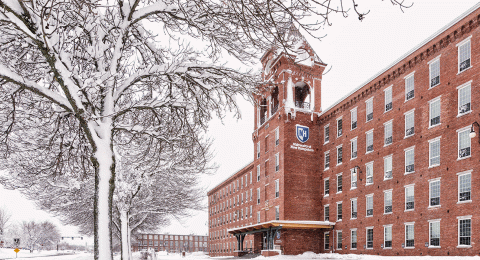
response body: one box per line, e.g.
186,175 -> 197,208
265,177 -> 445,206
0,248 -> 92,260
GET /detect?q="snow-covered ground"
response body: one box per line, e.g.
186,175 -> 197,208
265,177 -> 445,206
0,248 -> 92,260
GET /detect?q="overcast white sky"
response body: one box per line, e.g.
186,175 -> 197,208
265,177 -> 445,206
1,0 -> 479,244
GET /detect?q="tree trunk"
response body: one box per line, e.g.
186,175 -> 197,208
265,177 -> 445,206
120,210 -> 132,260
93,123 -> 116,260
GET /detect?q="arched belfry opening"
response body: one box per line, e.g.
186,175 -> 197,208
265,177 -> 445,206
260,98 -> 267,125
271,86 -> 279,114
294,82 -> 310,109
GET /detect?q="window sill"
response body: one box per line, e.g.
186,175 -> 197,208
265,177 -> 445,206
366,248 -> 373,250
404,97 -> 415,103
384,143 -> 392,147
324,167 -> 330,171
384,178 -> 392,181
428,205 -> 441,209
384,212 -> 393,215
428,123 -> 441,129
366,151 -> 373,155
457,155 -> 471,161
404,134 -> 414,139
324,141 -> 330,145
457,245 -> 472,249
337,162 -> 343,166
336,219 -> 342,222
404,247 -> 415,249
351,248 -> 357,250
351,218 -> 357,220
404,209 -> 414,212
383,247 -> 392,250
366,215 -> 373,218
337,191 -> 342,194
324,194 -> 329,197
457,200 -> 472,204
457,65 -> 472,75
428,164 -> 440,169
404,171 -> 415,175
366,183 -> 373,186
429,84 -> 440,90
429,246 -> 441,249
457,110 -> 472,118
366,119 -> 373,123
384,109 -> 393,114
351,127 -> 357,131
351,187 -> 357,190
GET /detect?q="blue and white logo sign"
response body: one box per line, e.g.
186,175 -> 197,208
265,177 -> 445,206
296,125 -> 309,143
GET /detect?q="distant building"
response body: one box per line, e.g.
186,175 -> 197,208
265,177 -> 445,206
208,2 -> 480,257
132,234 -> 208,253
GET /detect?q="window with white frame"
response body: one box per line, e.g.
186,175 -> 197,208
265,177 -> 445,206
275,127 -> 279,146
429,97 -> 441,127
384,225 -> 392,249
337,117 -> 343,137
337,202 -> 342,221
384,120 -> 393,145
257,188 -> 260,204
351,198 -> 357,219
366,98 -> 373,122
257,142 -> 260,159
405,146 -> 415,173
405,184 -> 415,211
324,178 -> 330,196
337,173 -> 342,193
351,137 -> 357,159
336,230 -> 342,250
351,107 -> 357,130
405,223 -> 415,248
366,194 -> 373,217
366,130 -> 374,153
384,86 -> 393,112
429,178 -> 440,207
351,229 -> 357,249
458,127 -> 471,159
275,153 -> 279,172
429,220 -> 440,247
366,162 -> 373,185
429,137 -> 441,167
384,190 -> 392,214
405,72 -> 415,101
337,145 -> 343,165
324,232 -> 330,250
250,189 -> 252,201
384,155 -> 393,180
275,179 -> 279,198
458,171 -> 471,202
429,56 -> 440,88
458,81 -> 472,115
405,110 -> 415,137
324,204 -> 330,221
257,165 -> 260,182
458,216 -> 472,246
250,205 -> 252,217
458,36 -> 471,73
366,227 -> 373,249
324,151 -> 330,170
351,168 -> 357,189
324,124 -> 330,143
275,206 -> 279,220
250,172 -> 252,184
257,212 -> 260,223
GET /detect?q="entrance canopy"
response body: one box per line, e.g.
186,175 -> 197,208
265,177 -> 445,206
227,220 -> 335,235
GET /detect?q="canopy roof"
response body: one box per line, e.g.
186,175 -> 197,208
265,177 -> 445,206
227,220 -> 335,235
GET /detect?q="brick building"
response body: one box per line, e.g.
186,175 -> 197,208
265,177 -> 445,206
132,234 -> 208,253
208,3 -> 480,257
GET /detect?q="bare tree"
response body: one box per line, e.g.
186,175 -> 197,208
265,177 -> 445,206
0,0 -> 409,259
0,207 -> 11,238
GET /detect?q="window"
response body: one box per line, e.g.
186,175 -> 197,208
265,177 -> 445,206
257,212 -> 260,223
458,127 -> 471,159
429,97 -> 441,127
384,120 -> 393,145
351,229 -> 357,249
337,202 -> 342,221
366,129 -> 373,153
405,223 -> 415,248
324,205 -> 330,221
324,151 -> 330,170
457,81 -> 472,115
275,206 -> 279,220
324,232 -> 330,250
324,178 -> 330,196
351,168 -> 357,189
265,136 -> 268,153
429,220 -> 440,247
429,56 -> 440,88
405,146 -> 415,174
405,184 -> 415,211
458,216 -> 472,246
405,72 -> 415,101
458,171 -> 472,202
275,127 -> 279,146
337,173 -> 342,193
351,108 -> 357,130
457,36 -> 471,73
336,230 -> 342,250
257,188 -> 260,204
384,86 -> 392,112
429,178 -> 440,207
366,98 -> 373,122
337,145 -> 343,165
337,117 -> 343,137
250,189 -> 252,201
275,153 -> 279,172
366,228 -> 373,249
429,137 -> 441,167
366,194 -> 373,217
275,179 -> 279,198
384,155 -> 393,180
384,190 -> 392,214
257,142 -> 260,158
351,137 -> 357,159
257,165 -> 260,182
351,198 -> 357,219
405,109 -> 415,137
324,124 -> 330,143
384,225 -> 392,249
250,205 -> 252,217
264,160 -> 269,177
250,172 -> 252,184
366,162 -> 373,185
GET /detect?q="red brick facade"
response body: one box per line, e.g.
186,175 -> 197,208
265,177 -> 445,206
208,4 -> 480,256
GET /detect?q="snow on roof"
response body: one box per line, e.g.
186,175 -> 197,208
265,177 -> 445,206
227,220 -> 335,233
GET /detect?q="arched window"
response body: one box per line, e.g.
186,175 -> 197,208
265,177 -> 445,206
260,98 -> 267,125
271,86 -> 279,114
295,83 -> 310,109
